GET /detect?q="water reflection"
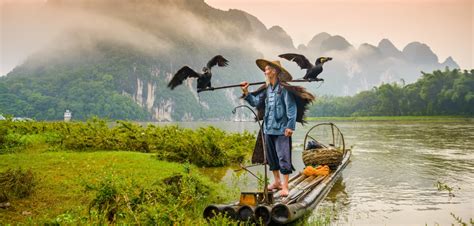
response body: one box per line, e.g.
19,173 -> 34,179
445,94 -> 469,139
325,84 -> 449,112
197,166 -> 229,183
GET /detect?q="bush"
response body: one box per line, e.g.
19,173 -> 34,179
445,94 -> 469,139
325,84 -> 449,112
0,119 -> 255,167
0,121 -> 8,146
151,126 -> 254,167
0,168 -> 37,200
86,170 -> 219,224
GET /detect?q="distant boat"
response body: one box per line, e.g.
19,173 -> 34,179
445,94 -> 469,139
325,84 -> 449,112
0,115 -> 34,121
12,117 -> 34,122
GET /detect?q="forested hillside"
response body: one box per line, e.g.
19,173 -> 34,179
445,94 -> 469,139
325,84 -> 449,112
309,69 -> 474,117
0,0 -> 462,121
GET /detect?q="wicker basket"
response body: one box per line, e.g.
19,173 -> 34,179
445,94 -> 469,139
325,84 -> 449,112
302,148 -> 343,170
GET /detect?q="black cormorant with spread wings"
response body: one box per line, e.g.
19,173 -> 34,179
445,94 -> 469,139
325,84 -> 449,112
167,55 -> 229,91
279,54 -> 332,81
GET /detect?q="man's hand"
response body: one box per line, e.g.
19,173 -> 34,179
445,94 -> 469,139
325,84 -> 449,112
240,81 -> 249,96
284,128 -> 293,137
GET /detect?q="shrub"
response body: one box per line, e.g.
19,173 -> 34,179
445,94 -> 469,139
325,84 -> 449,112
0,168 -> 37,199
1,119 -> 255,167
86,170 -> 218,224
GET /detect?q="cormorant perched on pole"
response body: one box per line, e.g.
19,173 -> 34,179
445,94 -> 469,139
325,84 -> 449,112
279,54 -> 332,81
167,55 -> 229,92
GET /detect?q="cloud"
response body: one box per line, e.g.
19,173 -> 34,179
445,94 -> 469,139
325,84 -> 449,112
0,0 -> 246,75
1,1 -> 177,75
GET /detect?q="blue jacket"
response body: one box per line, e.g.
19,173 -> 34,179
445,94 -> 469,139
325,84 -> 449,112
244,82 -> 297,135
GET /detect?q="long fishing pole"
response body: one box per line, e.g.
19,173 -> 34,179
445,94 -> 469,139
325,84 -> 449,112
197,79 -> 323,93
232,105 -> 270,204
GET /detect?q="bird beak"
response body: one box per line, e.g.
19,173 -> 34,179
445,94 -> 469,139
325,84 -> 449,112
321,57 -> 333,64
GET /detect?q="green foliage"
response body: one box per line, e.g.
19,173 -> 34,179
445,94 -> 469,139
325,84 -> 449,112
0,151 -> 238,224
0,120 -> 65,153
0,168 -> 36,199
0,41 -> 261,121
256,171 -> 269,192
206,214 -> 242,226
309,68 -> 474,117
86,174 -> 134,224
154,126 -> 254,167
0,44 -> 151,121
85,170 -> 220,224
0,121 -> 7,145
0,119 -> 254,167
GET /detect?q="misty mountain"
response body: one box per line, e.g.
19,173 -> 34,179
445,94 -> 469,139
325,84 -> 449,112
378,39 -> 403,58
403,42 -> 438,64
442,57 -> 459,69
305,32 -> 331,51
294,33 -> 459,95
0,0 -> 461,121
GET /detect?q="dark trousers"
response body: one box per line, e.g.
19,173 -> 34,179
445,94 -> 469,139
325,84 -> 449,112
265,134 -> 294,175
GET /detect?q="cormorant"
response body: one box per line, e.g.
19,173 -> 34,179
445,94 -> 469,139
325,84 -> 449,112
279,54 -> 332,81
167,55 -> 229,91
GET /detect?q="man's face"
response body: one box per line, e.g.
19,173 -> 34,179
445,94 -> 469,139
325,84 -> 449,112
264,65 -> 277,80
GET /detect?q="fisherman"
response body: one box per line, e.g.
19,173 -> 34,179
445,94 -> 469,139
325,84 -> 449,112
240,59 -> 298,197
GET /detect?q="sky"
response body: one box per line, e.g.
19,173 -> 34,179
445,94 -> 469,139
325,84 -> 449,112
205,0 -> 473,69
0,0 -> 472,75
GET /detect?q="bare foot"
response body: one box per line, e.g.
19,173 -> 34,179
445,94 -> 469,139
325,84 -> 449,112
267,182 -> 282,190
279,188 -> 289,197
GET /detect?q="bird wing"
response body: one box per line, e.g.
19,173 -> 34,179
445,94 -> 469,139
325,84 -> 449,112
167,66 -> 200,90
206,55 -> 229,69
279,53 -> 313,69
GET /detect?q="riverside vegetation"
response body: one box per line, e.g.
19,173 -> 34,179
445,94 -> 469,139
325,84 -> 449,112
309,68 -> 474,117
0,118 -> 255,224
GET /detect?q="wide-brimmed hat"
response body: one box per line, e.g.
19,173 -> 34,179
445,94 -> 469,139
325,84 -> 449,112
256,59 -> 293,82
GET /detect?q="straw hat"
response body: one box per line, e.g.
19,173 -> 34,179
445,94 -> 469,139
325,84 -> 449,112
256,59 -> 293,82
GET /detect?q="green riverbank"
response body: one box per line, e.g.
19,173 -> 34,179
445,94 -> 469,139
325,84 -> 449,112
0,151 -> 243,224
0,119 -> 256,224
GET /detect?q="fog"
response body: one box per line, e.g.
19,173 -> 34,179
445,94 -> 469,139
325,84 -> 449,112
1,0 -> 460,97
0,0 -> 253,75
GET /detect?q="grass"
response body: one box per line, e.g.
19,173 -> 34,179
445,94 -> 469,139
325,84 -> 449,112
306,115 -> 474,122
0,120 -> 256,224
0,151 -> 234,224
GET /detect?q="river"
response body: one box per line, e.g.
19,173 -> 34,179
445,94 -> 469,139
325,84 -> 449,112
153,119 -> 474,225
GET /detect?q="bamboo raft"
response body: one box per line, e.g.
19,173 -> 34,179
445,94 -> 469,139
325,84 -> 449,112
204,123 -> 350,225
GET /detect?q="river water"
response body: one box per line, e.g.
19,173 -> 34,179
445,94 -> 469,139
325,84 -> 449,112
155,119 -> 474,225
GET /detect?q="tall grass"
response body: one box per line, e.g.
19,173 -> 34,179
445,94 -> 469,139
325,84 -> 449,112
0,168 -> 36,200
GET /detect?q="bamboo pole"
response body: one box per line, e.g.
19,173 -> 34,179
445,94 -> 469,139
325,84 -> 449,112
197,79 -> 322,93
